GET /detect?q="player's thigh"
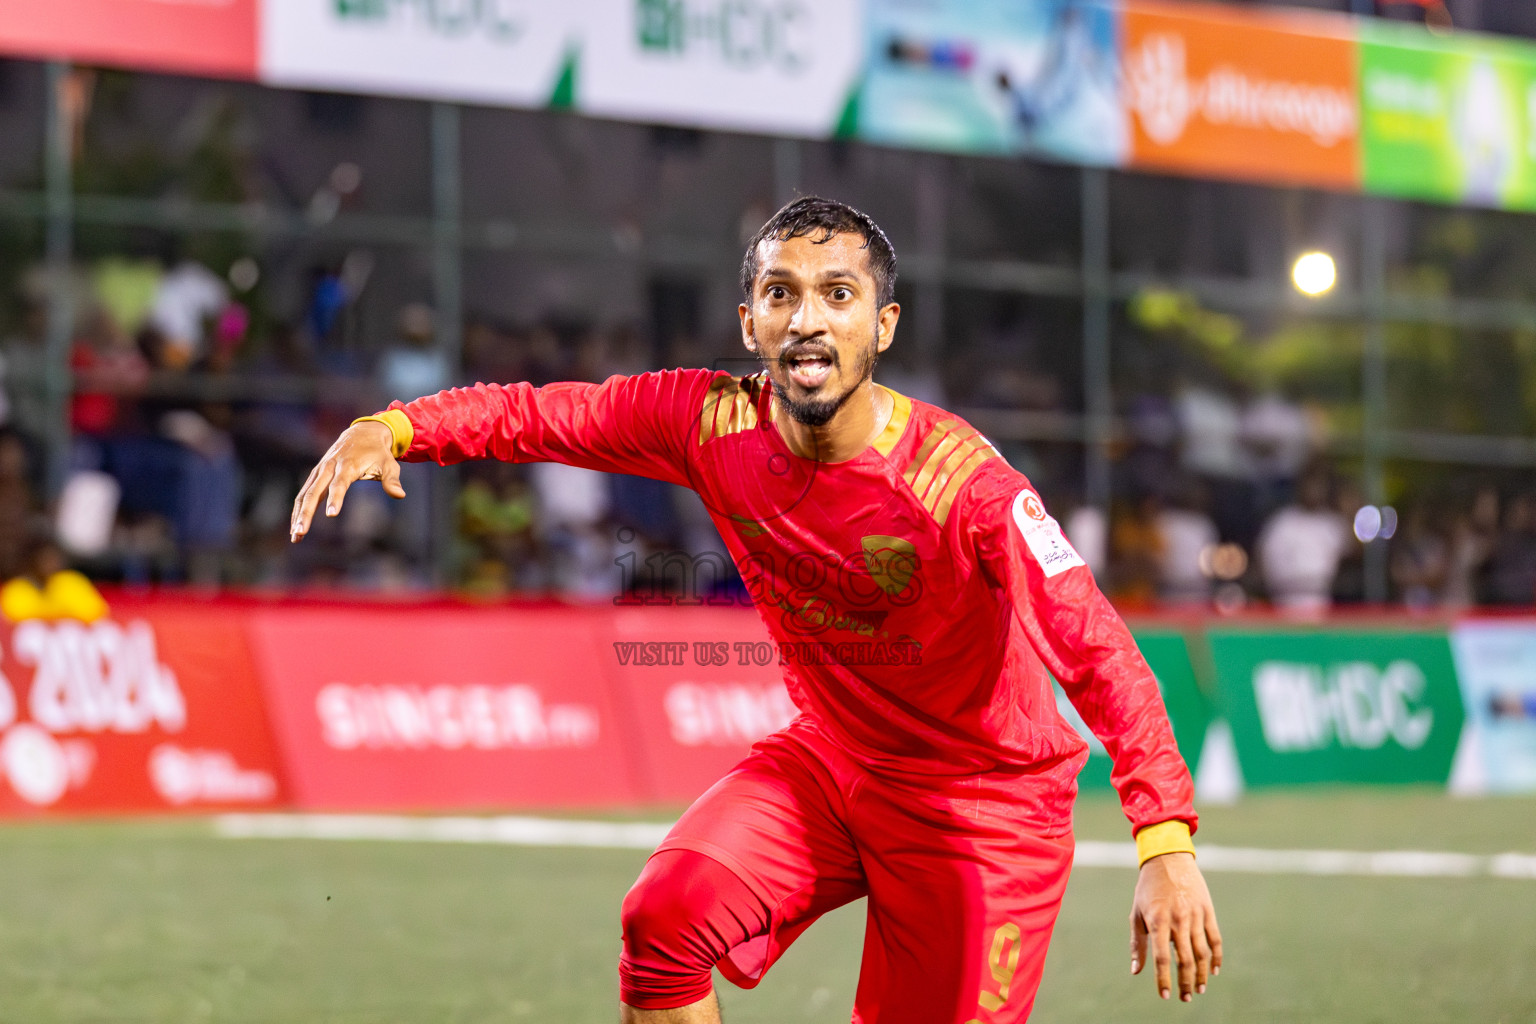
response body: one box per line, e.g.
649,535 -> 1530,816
851,786 -> 1074,1024
651,729 -> 869,984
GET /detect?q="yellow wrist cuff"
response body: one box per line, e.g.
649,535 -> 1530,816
1135,820 -> 1196,867
352,409 -> 413,459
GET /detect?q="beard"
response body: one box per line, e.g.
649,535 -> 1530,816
757,327 -> 881,428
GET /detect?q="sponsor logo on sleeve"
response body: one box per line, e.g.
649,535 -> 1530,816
1011,490 -> 1085,578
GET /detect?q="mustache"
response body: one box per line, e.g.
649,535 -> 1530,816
775,341 -> 839,365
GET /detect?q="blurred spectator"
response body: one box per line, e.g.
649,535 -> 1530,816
70,307 -> 150,444
378,304 -> 450,575
1063,500 -> 1108,580
1156,480 -> 1220,605
0,301 -> 50,455
1,535 -> 108,624
1485,492 -> 1536,606
1257,468 -> 1351,614
1175,380 -> 1255,546
0,432 -> 38,580
531,461 -> 616,597
457,463 -> 539,596
1110,493 -> 1163,604
148,260 -> 228,369
1443,486 -> 1500,609
378,303 -> 449,403
1390,505 -> 1449,610
1241,387 -> 1314,512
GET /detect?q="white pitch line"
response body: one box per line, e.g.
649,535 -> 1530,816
215,813 -> 671,849
214,814 -> 1536,881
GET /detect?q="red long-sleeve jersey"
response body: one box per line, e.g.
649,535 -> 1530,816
390,369 -> 1196,836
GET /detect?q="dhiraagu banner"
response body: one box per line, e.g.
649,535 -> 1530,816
1057,629 -> 1212,792
260,0 -> 581,107
856,0 -> 1125,165
1208,629 -> 1463,787
1359,21 -> 1536,211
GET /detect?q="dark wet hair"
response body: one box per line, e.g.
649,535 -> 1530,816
740,196 -> 897,308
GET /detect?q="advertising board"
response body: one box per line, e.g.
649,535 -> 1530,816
248,606 -> 641,810
1358,21 -> 1536,211
0,603 -> 284,813
1208,629 -> 1464,787
1122,0 -> 1360,189
0,0 -> 257,79
600,605 -> 792,803
856,0 -> 1124,165
1449,621 -> 1536,793
577,0 -> 863,136
1057,628 -> 1210,791
260,0 -> 579,107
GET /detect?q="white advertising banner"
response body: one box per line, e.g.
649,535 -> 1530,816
260,0 -> 580,107
577,0 -> 864,136
1449,621 -> 1536,794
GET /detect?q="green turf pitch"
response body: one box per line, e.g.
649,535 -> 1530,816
0,790 -> 1532,1023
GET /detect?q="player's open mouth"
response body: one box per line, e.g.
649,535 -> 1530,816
786,353 -> 833,390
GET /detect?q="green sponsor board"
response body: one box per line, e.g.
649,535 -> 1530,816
1209,629 -> 1463,787
1059,630 -> 1211,792
1359,21 -> 1536,210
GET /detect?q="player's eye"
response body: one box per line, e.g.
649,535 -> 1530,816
767,285 -> 789,301
830,287 -> 852,302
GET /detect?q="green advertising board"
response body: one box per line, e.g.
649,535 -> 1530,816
1359,21 -> 1536,210
1208,629 -> 1464,787
1061,629 -> 1212,792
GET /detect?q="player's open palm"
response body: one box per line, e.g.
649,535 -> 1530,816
1130,852 -> 1222,1003
290,420 -> 405,541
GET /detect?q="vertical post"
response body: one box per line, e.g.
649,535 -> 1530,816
430,102 -> 463,586
913,155 -> 946,367
1081,167 -> 1113,517
43,61 -> 74,499
1361,198 -> 1390,604
772,137 -> 801,207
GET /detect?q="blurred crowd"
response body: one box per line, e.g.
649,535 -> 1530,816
1,253 -> 1534,613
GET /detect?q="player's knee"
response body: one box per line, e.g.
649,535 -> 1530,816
619,851 -> 739,1009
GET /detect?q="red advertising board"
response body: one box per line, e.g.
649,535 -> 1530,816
1123,0 -> 1361,189
247,606 -> 646,810
0,0 -> 257,79
0,600 -> 285,814
602,606 -> 793,804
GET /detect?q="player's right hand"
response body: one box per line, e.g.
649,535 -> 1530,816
290,420 -> 405,542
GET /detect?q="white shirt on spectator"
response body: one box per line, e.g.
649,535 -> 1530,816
150,261 -> 228,363
1157,507 -> 1219,603
1258,505 -> 1350,613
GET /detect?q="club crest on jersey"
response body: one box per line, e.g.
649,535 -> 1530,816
861,535 -> 919,597
1011,491 -> 1085,578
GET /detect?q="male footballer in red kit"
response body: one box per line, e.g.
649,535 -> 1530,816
291,197 -> 1222,1023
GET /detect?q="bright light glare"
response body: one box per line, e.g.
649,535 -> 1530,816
1293,251 -> 1337,296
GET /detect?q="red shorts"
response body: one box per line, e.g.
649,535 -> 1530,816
648,721 -> 1076,1023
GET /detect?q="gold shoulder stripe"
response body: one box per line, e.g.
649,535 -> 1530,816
901,419 -> 959,490
873,386 -> 912,458
929,445 -> 994,525
900,420 -> 997,525
697,375 -> 761,445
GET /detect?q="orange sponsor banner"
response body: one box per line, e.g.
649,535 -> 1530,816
1123,0 -> 1360,190
0,0 -> 257,79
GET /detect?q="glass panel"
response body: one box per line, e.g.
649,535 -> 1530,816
1388,201 -> 1536,303
1110,172 -> 1360,292
74,71 -> 433,217
0,60 -> 44,192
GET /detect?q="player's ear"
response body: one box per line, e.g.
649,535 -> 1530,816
739,303 -> 758,353
876,302 -> 900,354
